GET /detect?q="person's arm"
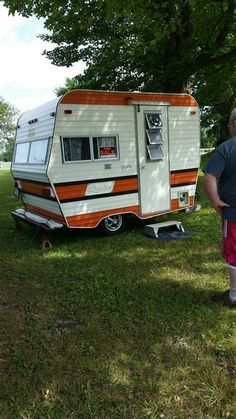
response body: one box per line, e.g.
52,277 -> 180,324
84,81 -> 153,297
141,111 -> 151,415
204,172 -> 230,214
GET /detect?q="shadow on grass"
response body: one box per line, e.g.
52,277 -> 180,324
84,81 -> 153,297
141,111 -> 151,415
1,258 -> 233,417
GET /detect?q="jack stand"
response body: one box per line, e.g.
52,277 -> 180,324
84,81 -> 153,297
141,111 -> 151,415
41,235 -> 53,250
13,219 -> 20,230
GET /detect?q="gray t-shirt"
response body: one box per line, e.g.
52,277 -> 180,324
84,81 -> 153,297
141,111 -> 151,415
204,136 -> 236,220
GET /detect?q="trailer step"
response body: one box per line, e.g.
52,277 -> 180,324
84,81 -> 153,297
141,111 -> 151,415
144,220 -> 185,238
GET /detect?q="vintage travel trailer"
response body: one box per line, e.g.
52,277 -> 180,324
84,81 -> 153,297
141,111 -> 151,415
11,89 -> 200,235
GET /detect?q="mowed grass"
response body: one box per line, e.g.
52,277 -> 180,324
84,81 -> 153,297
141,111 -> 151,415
0,162 -> 236,418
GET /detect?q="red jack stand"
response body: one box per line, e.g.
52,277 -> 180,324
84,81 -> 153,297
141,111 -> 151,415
13,219 -> 20,231
41,236 -> 53,250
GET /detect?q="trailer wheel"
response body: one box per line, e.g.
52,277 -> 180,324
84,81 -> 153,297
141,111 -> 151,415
100,214 -> 126,235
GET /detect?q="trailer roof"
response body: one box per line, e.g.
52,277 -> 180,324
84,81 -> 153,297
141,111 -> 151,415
60,89 -> 197,107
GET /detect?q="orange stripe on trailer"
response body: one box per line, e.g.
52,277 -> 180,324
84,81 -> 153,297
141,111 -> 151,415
113,177 -> 138,193
60,90 -> 197,107
170,170 -> 198,186
55,177 -> 138,200
66,195 -> 195,228
25,196 -> 195,228
55,184 -> 87,200
18,180 -> 49,196
66,205 -> 140,228
24,203 -> 65,223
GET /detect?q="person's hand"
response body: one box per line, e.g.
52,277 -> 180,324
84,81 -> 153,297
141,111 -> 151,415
213,199 -> 230,214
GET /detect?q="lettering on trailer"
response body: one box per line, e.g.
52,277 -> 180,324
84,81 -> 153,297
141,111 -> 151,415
85,181 -> 115,196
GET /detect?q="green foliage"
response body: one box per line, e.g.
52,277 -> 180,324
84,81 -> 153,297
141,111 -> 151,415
3,0 -> 236,143
0,97 -> 18,161
194,62 -> 236,144
201,132 -> 215,149
55,77 -> 84,97
3,0 -> 236,93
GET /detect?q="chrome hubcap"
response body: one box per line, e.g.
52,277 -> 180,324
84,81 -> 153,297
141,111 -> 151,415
104,215 -> 122,231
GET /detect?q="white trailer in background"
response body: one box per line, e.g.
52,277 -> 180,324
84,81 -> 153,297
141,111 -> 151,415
11,89 -> 200,236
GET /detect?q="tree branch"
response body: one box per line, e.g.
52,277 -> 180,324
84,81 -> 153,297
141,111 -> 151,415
196,48 -> 236,69
163,0 -> 192,66
213,0 -> 236,49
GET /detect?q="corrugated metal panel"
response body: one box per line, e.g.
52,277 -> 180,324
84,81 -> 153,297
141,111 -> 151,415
11,170 -> 49,182
12,98 -> 60,181
23,193 -> 62,215
169,106 -> 199,119
61,193 -> 139,217
49,103 -> 200,183
54,105 -> 135,136
49,104 -> 137,183
168,106 -> 200,171
16,98 -> 59,143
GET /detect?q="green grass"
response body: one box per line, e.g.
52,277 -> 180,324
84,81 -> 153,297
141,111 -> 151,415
0,162 -> 236,418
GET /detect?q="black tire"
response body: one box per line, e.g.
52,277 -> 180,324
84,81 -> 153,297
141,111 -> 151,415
100,214 -> 126,236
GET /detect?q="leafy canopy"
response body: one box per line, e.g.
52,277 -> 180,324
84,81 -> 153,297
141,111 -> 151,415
3,0 -> 236,144
3,0 -> 236,93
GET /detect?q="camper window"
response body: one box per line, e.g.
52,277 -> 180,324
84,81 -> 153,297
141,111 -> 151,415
14,138 -> 49,164
146,129 -> 163,144
14,142 -> 30,163
93,136 -> 118,159
62,136 -> 119,162
63,137 -> 91,161
28,139 -> 49,164
147,144 -> 164,160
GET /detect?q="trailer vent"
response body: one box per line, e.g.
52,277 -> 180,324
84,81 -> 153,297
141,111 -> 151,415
178,191 -> 189,207
64,109 -> 72,114
145,112 -> 164,161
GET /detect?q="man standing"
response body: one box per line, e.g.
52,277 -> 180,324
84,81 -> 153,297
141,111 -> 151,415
204,109 -> 236,307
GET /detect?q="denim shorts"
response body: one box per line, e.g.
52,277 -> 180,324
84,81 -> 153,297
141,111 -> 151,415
222,220 -> 236,267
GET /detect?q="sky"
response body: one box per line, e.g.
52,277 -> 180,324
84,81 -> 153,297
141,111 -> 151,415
0,4 -> 85,114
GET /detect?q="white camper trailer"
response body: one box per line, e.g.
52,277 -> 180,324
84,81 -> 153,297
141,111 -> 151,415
11,89 -> 200,235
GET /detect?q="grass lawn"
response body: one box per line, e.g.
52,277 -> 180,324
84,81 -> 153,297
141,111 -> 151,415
0,161 -> 236,418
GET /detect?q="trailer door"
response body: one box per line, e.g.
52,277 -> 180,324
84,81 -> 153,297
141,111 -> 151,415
135,104 -> 170,215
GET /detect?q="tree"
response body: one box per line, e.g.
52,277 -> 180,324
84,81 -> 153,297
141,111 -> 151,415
55,77 -> 81,97
194,63 -> 236,144
3,0 -> 236,93
4,0 -> 236,145
0,97 -> 18,161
